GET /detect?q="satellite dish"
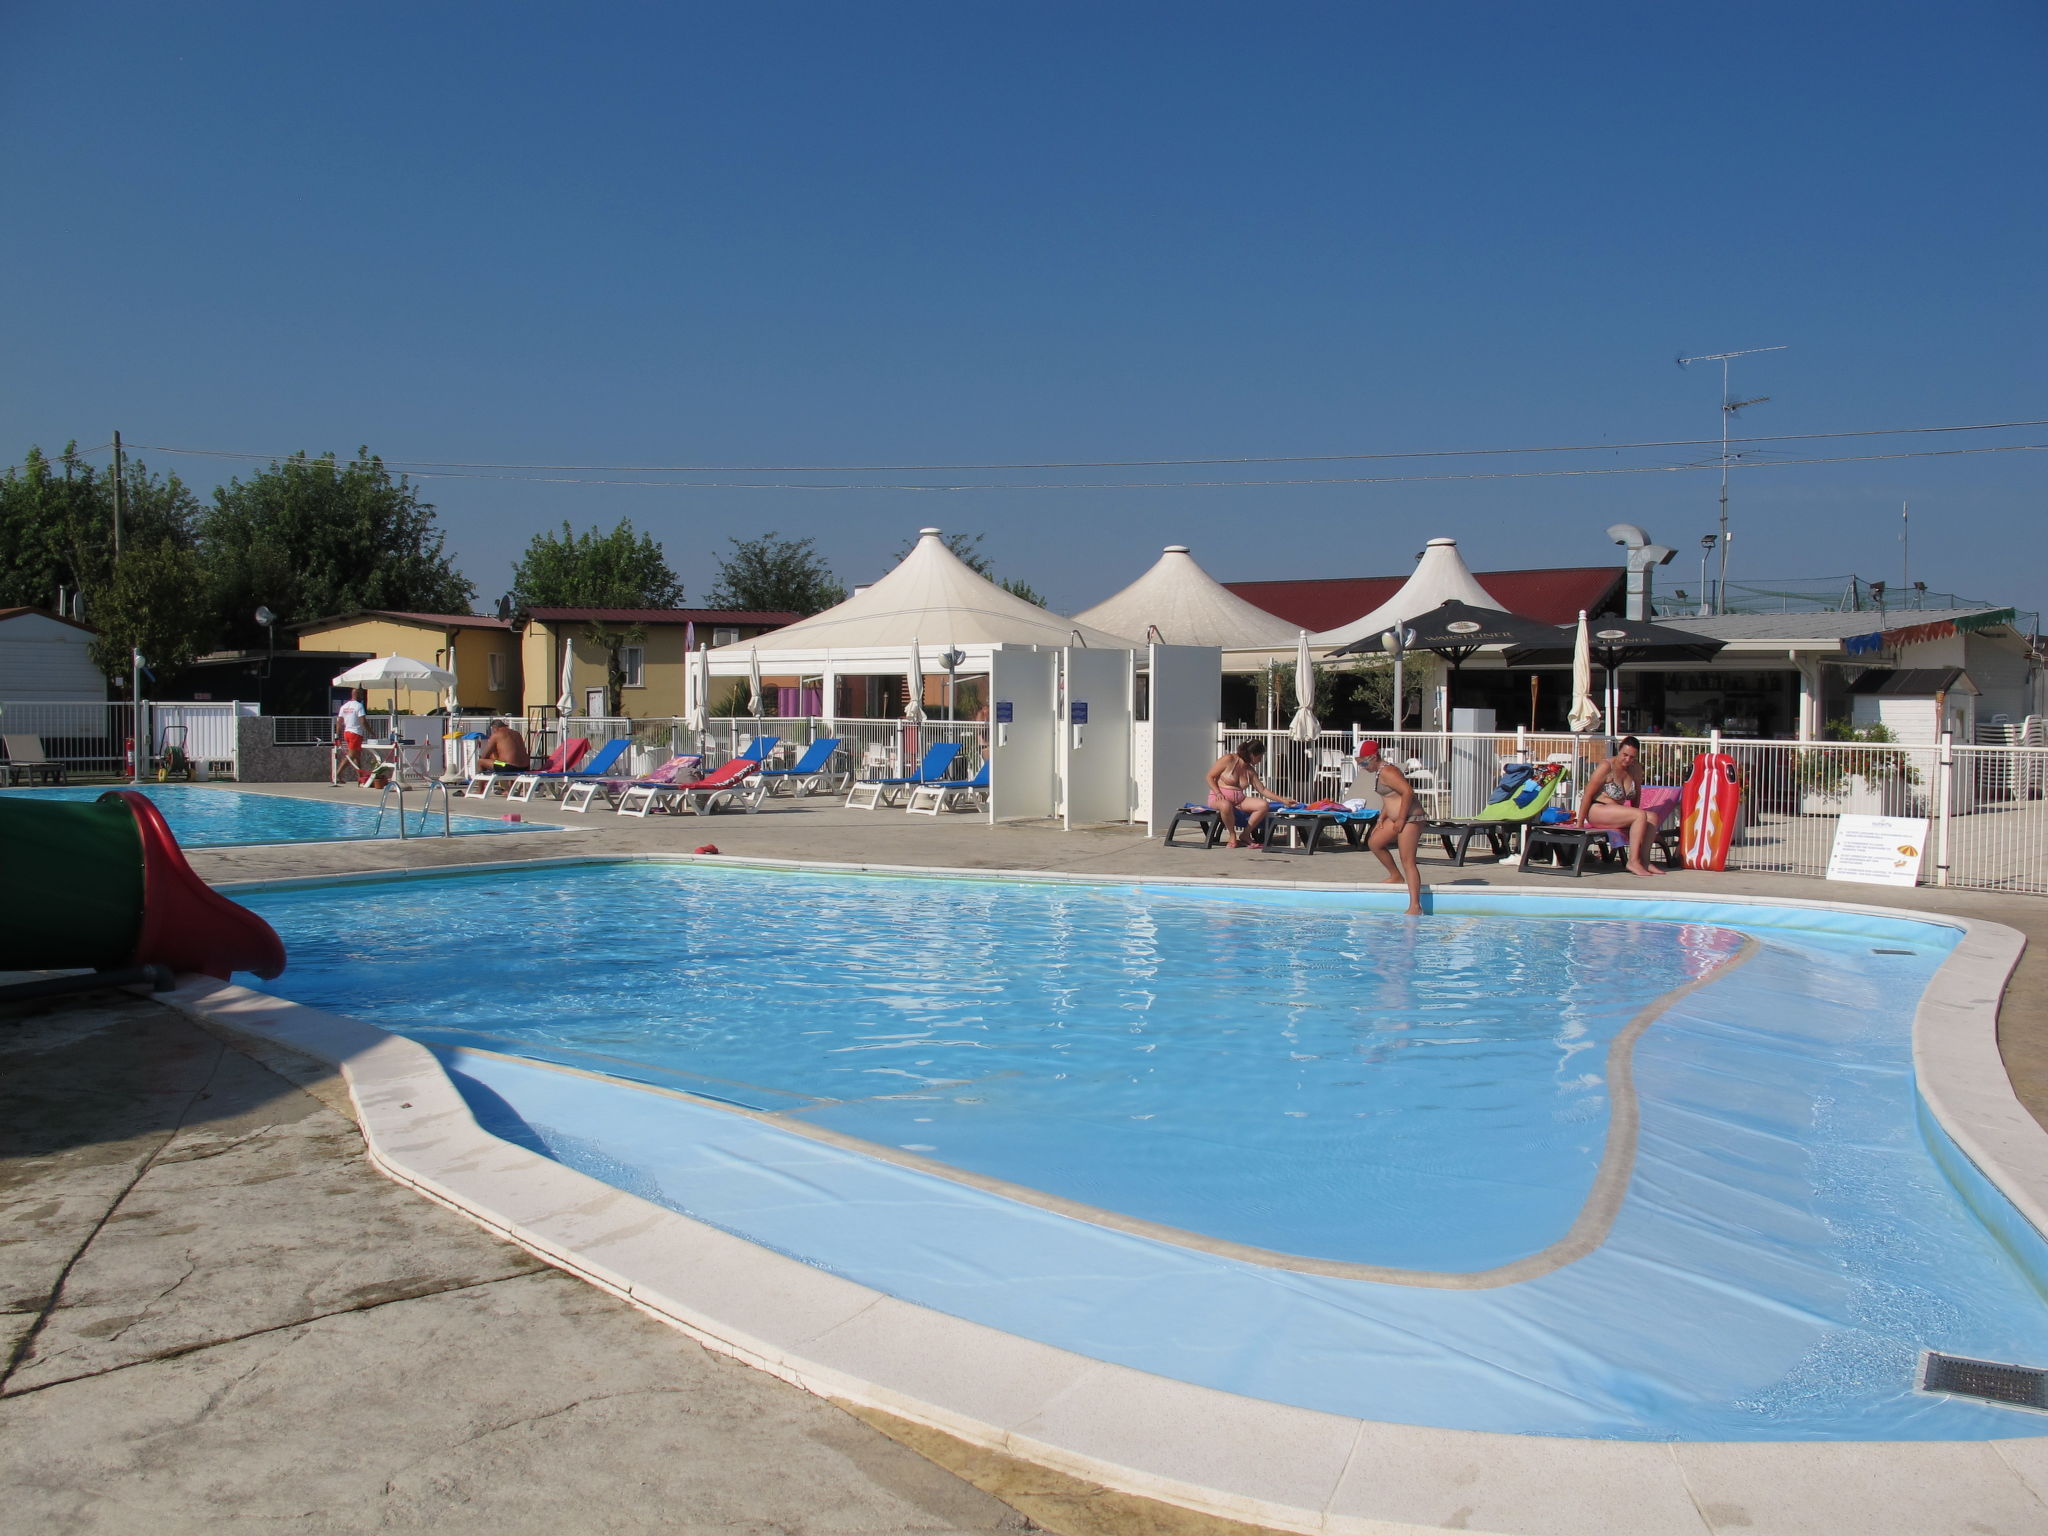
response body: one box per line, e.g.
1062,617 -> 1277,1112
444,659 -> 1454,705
1446,621 -> 1481,634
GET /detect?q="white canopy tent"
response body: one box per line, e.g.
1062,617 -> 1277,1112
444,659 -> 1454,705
1311,537 -> 1505,650
701,528 -> 1139,712
1074,544 -> 1300,654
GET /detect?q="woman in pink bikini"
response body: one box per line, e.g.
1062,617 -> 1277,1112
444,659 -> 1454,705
1204,739 -> 1274,849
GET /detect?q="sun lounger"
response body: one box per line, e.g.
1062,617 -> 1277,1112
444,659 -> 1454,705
752,737 -> 846,797
1,734 -> 65,785
619,753 -> 762,818
736,735 -> 780,762
466,737 -> 587,798
1431,764 -> 1563,865
507,738 -> 630,801
904,760 -> 989,815
846,742 -> 962,809
563,753 -> 700,813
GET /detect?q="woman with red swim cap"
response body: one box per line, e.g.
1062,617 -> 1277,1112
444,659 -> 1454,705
1355,741 -> 1425,915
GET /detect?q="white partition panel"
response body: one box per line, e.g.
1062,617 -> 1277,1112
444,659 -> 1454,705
1145,644 -> 1222,837
988,646 -> 1058,822
1061,647 -> 1135,828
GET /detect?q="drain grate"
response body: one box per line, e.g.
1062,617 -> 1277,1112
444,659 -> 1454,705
1921,1352 -> 2048,1412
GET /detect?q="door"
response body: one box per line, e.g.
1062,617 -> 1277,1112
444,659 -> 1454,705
988,646 -> 1057,822
1061,647 -> 1135,828
1145,644 -> 1222,836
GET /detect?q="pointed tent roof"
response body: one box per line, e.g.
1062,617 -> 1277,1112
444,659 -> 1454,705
709,528 -> 1139,656
1073,545 -> 1301,650
1312,538 -> 1505,648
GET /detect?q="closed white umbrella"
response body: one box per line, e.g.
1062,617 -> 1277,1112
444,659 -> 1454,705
748,647 -> 765,719
332,654 -> 456,735
904,638 -> 927,723
555,638 -> 575,717
1288,629 -> 1321,743
683,645 -> 711,746
1567,610 -> 1603,733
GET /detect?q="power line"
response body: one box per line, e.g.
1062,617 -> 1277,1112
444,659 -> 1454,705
76,440 -> 2027,493
120,416 -> 2048,476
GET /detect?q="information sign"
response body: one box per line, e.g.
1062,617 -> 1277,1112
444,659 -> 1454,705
1826,814 -> 1930,887
994,701 -> 1013,723
1070,701 -> 1088,724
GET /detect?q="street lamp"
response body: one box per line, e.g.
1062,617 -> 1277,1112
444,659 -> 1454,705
1696,536 -> 1718,616
1380,626 -> 1415,731
255,606 -> 276,677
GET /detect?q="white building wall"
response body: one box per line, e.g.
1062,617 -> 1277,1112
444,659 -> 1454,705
0,614 -> 104,701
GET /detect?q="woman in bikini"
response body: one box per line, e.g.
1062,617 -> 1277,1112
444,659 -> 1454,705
1355,742 -> 1425,915
1571,735 -> 1666,878
1204,739 -> 1274,849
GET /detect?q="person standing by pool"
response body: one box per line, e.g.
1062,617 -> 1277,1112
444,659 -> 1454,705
335,688 -> 369,785
1205,739 -> 1274,849
1570,735 -> 1665,878
480,718 -> 531,772
1356,742 -> 1425,915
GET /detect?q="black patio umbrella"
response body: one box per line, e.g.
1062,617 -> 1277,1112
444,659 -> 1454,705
1329,599 -> 1567,712
1504,616 -> 1727,726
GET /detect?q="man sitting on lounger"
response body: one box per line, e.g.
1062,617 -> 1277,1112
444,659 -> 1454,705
479,719 -> 531,772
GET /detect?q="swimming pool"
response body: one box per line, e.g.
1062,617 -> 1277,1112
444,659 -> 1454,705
234,862 -> 2048,1442
0,783 -> 556,847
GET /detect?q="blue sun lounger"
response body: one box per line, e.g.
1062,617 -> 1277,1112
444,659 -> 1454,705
507,738 -> 632,801
905,759 -> 989,815
846,741 -> 962,809
751,737 -> 845,797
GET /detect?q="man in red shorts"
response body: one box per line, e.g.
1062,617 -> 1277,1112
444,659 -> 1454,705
336,688 -> 369,784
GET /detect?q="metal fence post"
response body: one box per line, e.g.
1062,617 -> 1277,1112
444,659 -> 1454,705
1935,730 -> 1954,887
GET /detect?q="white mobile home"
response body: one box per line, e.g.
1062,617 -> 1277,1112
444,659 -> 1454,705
0,607 -> 104,701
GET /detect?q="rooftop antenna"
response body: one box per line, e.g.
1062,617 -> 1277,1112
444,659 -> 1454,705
1901,500 -> 1910,595
1677,344 -> 1786,612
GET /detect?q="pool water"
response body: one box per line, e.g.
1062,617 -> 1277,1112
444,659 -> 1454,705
0,783 -> 555,846
235,862 -> 2048,1441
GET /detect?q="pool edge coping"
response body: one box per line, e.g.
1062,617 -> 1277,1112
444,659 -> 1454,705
162,855 -> 2048,1536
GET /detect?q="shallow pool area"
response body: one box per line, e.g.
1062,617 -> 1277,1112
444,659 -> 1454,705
0,783 -> 556,846
233,862 -> 2048,1442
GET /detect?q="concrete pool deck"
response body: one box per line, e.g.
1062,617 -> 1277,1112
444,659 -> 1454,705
10,780 -> 2048,1535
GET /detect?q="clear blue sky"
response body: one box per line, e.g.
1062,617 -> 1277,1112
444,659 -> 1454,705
5,2 -> 2042,615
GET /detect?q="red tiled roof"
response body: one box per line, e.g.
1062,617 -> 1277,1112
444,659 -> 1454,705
1225,567 -> 1625,630
0,605 -> 98,634
289,610 -> 510,631
524,607 -> 801,626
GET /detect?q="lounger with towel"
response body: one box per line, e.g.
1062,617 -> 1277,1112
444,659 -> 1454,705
619,753 -> 764,818
465,737 -> 587,798
565,753 -> 701,813
846,742 -> 962,809
1431,763 -> 1563,866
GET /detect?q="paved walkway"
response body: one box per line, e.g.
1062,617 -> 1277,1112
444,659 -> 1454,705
6,780 -> 2043,1534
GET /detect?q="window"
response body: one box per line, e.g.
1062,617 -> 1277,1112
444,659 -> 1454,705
621,645 -> 645,688
712,627 -> 739,647
487,651 -> 505,692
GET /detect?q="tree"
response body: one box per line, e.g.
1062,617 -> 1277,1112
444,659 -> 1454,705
88,540 -> 217,687
895,530 -> 1047,607
201,450 -> 474,648
0,444 -> 202,621
510,518 -> 683,610
704,531 -> 845,615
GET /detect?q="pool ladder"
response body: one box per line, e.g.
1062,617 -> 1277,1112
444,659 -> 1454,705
372,779 -> 454,839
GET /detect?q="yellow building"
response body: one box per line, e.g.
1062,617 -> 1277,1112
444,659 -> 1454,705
289,611 -> 521,716
519,607 -> 800,720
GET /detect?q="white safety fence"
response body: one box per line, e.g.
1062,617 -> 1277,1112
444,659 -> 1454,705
1220,727 -> 2048,896
0,700 -> 244,778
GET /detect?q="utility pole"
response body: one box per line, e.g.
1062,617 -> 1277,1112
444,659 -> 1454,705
1901,501 -> 1910,594
111,429 -> 124,560
1677,346 -> 1785,612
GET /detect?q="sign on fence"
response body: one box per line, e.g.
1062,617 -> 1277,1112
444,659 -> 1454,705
1826,814 -> 1930,887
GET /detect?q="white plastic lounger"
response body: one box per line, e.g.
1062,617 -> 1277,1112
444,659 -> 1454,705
904,762 -> 990,816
